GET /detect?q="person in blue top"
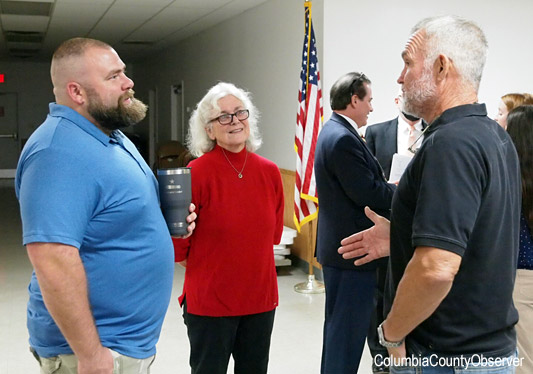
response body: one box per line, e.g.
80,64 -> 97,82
15,37 -> 196,374
507,105 -> 533,374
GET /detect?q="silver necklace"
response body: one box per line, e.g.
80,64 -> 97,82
221,148 -> 248,179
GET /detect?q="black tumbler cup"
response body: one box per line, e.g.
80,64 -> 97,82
157,167 -> 192,236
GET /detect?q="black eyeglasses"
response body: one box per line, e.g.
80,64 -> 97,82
350,73 -> 368,97
407,121 -> 433,154
210,109 -> 249,125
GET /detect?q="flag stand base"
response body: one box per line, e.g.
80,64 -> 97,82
294,274 -> 325,294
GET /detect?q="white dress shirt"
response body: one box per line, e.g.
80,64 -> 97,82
397,116 -> 424,155
338,113 -> 363,136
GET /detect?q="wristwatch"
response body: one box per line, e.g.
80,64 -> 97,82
377,322 -> 404,348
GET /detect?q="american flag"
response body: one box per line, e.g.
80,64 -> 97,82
294,1 -> 323,232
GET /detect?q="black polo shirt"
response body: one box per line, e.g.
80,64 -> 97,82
386,104 -> 520,358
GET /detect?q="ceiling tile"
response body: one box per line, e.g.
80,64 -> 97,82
113,0 -> 172,5
0,14 -> 49,32
0,0 -> 53,16
167,0 -> 232,9
125,7 -> 205,42
55,0 -> 112,3
4,0 -> 54,3
0,0 -> 269,62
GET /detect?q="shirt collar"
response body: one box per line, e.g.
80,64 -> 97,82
49,102 -> 116,147
426,103 -> 488,136
337,113 -> 363,135
398,115 -> 423,133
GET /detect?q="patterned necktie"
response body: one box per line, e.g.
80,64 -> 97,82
402,125 -> 417,156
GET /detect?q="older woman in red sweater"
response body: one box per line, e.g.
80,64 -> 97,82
173,82 -> 284,374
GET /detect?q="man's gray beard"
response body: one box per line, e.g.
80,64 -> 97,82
402,67 -> 437,119
88,92 -> 148,132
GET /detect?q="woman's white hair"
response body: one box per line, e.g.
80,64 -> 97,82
413,15 -> 488,92
187,82 -> 262,157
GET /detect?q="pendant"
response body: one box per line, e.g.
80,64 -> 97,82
238,173 -> 243,179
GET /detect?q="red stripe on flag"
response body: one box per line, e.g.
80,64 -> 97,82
294,2 -> 322,231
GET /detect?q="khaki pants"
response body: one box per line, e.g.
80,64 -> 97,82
33,348 -> 155,374
514,269 -> 533,374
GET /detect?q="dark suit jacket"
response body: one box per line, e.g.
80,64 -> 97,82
366,117 -> 427,180
365,117 -> 398,180
314,112 -> 396,271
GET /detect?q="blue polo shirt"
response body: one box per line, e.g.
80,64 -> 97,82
518,214 -> 533,269
15,103 -> 174,359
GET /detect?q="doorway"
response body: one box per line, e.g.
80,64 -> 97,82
170,81 -> 185,143
0,92 -> 20,178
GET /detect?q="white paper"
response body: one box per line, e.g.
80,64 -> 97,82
388,153 -> 413,183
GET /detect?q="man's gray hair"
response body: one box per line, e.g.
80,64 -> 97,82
187,82 -> 262,157
413,15 -> 488,92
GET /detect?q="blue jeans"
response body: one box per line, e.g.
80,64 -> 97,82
389,352 -> 519,374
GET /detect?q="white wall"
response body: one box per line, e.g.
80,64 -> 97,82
5,0 -> 531,172
323,0 -> 533,125
133,0 -> 324,170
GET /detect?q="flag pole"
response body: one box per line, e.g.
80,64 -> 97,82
293,0 -> 324,294
294,221 -> 324,294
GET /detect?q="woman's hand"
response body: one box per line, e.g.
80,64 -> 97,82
173,203 -> 197,239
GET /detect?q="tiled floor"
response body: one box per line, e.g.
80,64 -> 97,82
0,186 -> 373,374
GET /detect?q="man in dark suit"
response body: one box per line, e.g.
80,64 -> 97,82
314,72 -> 396,374
365,93 -> 425,180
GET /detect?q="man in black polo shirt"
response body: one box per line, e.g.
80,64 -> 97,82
339,16 -> 521,373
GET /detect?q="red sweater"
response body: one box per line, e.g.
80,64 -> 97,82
173,145 -> 284,316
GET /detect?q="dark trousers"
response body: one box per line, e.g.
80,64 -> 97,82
183,302 -> 275,374
321,266 -> 377,374
368,262 -> 390,362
